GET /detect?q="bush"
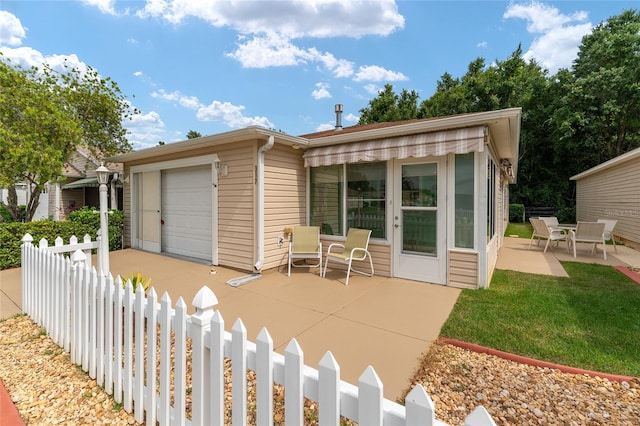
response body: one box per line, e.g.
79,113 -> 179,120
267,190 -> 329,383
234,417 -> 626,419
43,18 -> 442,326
0,208 -> 124,270
556,206 -> 576,224
509,203 -> 525,223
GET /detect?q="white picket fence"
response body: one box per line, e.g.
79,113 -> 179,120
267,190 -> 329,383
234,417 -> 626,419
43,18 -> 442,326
20,233 -> 496,426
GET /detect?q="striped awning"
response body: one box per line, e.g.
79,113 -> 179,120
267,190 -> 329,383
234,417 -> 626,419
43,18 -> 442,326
304,126 -> 487,167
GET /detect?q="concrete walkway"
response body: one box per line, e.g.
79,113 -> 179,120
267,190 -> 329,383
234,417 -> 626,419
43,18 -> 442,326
0,249 -> 460,400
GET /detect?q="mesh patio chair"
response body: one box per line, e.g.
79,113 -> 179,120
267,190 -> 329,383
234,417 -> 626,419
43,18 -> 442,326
568,221 -> 607,260
597,219 -> 618,253
322,228 -> 374,286
288,226 -> 322,277
528,218 -> 567,253
540,216 -> 559,229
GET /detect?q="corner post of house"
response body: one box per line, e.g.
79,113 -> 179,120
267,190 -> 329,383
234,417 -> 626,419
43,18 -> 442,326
70,249 -> 87,364
190,286 -> 218,426
21,233 -> 34,315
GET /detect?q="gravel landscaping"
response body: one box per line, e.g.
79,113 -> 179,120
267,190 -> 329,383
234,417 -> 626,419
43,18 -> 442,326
1,315 -> 638,425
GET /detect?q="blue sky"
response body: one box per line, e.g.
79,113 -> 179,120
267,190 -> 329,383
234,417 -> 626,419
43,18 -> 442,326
0,1 -> 635,150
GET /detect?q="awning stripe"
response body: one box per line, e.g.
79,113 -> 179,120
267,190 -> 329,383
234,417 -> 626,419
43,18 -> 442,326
303,126 -> 486,167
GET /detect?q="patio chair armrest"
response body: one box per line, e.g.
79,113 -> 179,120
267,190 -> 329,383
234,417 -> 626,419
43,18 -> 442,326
349,247 -> 370,261
326,242 -> 345,254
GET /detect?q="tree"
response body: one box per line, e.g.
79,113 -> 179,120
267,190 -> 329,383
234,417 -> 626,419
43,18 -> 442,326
555,10 -> 640,166
186,130 -> 202,139
358,84 -> 422,124
0,56 -> 135,221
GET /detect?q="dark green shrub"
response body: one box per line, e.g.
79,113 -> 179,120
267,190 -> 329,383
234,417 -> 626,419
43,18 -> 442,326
0,208 -> 124,270
509,204 -> 525,223
556,206 -> 576,224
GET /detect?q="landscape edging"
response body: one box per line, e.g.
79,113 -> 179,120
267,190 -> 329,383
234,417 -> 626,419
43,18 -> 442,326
439,337 -> 638,383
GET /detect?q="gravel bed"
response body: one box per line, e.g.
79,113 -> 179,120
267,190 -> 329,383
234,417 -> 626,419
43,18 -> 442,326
1,315 -> 638,425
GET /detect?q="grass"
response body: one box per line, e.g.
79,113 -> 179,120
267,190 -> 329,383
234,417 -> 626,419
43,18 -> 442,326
505,222 -> 533,238
440,262 -> 640,377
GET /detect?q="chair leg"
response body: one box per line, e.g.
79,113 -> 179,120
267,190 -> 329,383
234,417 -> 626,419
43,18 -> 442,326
603,240 -> 607,260
543,238 -> 551,253
573,239 -> 577,258
612,238 -> 618,253
288,256 -> 291,277
345,259 -> 353,286
322,257 -> 329,277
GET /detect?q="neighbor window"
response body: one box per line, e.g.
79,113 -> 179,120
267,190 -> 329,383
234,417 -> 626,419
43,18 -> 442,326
455,153 -> 475,248
310,162 -> 386,239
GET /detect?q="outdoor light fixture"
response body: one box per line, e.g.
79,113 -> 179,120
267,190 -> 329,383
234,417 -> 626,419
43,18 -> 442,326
96,163 -> 111,276
96,163 -> 110,185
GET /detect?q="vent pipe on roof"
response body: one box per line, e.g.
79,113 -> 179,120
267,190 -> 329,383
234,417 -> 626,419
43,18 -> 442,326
335,104 -> 343,131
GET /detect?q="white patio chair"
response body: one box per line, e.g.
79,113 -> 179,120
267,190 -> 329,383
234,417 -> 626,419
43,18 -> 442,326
322,228 -> 374,286
529,218 -> 567,253
288,226 -> 322,276
568,222 -> 607,260
597,219 -> 618,253
540,216 -> 559,229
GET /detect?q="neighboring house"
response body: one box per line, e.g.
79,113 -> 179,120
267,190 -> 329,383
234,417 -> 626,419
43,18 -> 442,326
0,183 -> 48,220
49,146 -> 123,221
107,107 -> 521,289
570,146 -> 640,249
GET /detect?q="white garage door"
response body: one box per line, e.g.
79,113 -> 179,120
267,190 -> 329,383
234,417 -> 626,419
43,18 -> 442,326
161,165 -> 213,261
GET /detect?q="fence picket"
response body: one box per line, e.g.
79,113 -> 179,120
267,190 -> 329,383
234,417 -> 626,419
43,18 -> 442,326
209,309 -> 224,426
285,339 -> 304,426
146,288 -> 158,426
319,351 -> 340,426
174,298 -> 188,426
256,327 -> 274,426
20,233 -> 496,426
158,292 -> 172,426
232,319 -> 248,426
358,366 -> 383,426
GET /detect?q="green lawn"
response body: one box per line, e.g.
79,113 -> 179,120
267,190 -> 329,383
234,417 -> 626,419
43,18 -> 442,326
505,222 -> 533,238
440,262 -> 640,377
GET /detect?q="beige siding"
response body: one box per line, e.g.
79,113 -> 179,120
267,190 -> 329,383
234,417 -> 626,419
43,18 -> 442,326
576,158 -> 640,246
448,249 -> 478,289
263,144 -> 306,271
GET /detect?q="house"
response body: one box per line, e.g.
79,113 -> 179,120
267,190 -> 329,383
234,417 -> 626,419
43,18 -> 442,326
107,107 -> 521,289
570,146 -> 640,249
49,146 -> 123,220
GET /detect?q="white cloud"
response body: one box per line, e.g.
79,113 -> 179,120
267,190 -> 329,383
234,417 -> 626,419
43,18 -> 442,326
0,46 -> 89,76
504,1 -> 593,73
81,0 -> 118,15
0,11 -> 26,46
354,65 -> 408,82
477,41 -> 488,49
151,89 -> 202,110
136,0 -> 404,38
345,113 -> 359,123
124,110 -> 166,149
197,100 -> 274,129
311,82 -> 331,100
315,122 -> 336,132
364,84 -> 381,95
225,33 -> 313,68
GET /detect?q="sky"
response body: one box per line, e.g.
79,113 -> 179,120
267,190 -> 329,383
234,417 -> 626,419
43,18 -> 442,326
0,1 -> 637,150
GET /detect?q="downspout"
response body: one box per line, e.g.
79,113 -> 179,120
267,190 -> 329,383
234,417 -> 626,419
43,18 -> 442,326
254,135 -> 275,272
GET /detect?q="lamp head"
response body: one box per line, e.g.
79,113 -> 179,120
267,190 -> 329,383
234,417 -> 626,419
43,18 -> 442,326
96,163 -> 110,185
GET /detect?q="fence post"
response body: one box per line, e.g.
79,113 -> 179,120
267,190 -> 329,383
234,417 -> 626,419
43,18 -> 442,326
70,249 -> 87,365
285,338 -> 304,426
256,327 -> 273,425
191,286 -> 218,426
405,384 -> 435,426
319,351 -> 340,426
465,406 -> 497,426
21,234 -> 34,316
358,366 -> 383,425
232,319 -> 247,426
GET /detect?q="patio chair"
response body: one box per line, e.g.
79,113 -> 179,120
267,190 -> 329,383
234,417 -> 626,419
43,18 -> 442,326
288,226 -> 322,277
568,221 -> 607,260
540,216 -> 559,229
597,219 -> 618,253
529,218 -> 567,253
322,228 -> 374,286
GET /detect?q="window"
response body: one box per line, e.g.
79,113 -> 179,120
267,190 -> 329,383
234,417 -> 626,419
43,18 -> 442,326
310,162 -> 386,238
487,157 -> 497,239
455,153 -> 475,248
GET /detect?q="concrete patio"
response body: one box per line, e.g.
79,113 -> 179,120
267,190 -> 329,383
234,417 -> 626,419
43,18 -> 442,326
1,237 -> 638,400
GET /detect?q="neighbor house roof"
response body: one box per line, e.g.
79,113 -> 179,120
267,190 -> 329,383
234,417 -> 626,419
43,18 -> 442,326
570,146 -> 640,181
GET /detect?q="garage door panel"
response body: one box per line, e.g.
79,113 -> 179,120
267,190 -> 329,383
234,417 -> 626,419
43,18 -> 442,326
161,166 -> 212,260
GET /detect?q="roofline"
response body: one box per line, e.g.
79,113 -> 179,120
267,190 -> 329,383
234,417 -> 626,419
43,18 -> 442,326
570,146 -> 640,180
107,126 -> 309,163
304,108 -> 522,146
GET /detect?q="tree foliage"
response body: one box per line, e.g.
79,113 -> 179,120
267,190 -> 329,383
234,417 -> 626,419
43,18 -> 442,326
0,56 -> 136,221
186,130 -> 202,139
357,10 -> 640,210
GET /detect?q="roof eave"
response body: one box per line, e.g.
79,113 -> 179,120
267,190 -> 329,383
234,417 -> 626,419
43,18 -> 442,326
570,146 -> 640,181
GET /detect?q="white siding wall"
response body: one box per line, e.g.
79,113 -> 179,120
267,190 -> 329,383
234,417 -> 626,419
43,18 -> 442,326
575,157 -> 640,246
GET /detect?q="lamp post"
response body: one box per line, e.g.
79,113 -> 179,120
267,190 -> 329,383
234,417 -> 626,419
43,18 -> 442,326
96,163 -> 110,276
